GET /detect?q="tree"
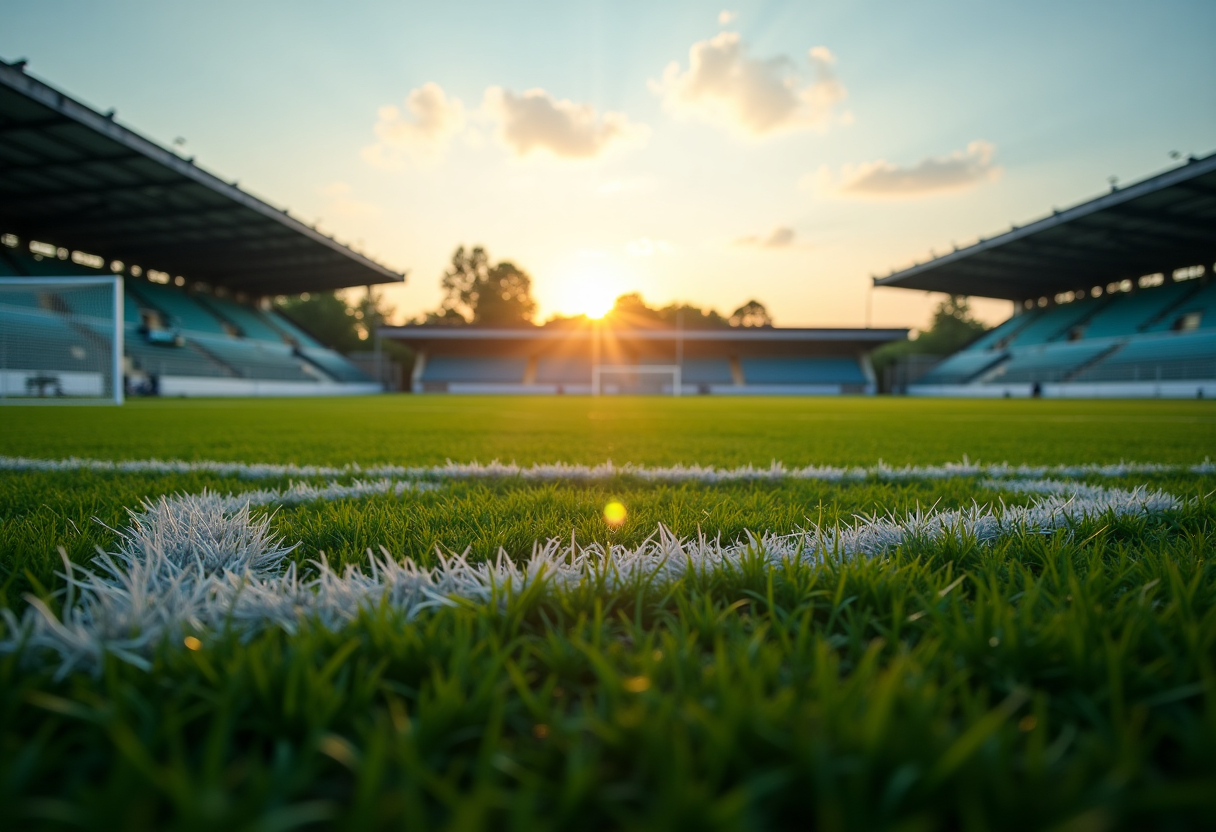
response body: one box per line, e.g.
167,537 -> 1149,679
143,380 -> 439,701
429,245 -> 537,326
870,294 -> 989,382
596,293 -> 734,329
729,300 -> 773,328
275,288 -> 408,358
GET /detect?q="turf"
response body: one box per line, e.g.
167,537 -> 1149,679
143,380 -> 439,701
1,396 -> 1214,831
2,395 -> 1213,465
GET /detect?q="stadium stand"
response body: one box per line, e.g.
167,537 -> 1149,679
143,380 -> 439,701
421,357 -> 527,384
740,357 -> 868,386
385,327 -> 901,395
0,58 -> 399,398
875,150 -> 1216,398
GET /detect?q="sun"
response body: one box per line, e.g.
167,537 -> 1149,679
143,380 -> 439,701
555,269 -> 619,319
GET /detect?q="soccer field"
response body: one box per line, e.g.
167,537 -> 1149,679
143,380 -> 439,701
1,396 -> 1214,830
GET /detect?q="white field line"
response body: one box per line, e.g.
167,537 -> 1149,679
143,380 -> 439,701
0,477 -> 1182,676
1,454 -> 1211,483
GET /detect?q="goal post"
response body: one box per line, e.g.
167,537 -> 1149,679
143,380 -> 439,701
592,364 -> 682,397
0,276 -> 124,405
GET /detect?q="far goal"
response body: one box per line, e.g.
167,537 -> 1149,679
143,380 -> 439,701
0,276 -> 124,405
592,364 -> 683,396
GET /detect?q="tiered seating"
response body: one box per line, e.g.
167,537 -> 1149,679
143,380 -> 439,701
1073,332 -> 1216,382
124,337 -> 230,378
536,358 -> 592,384
422,357 -> 527,383
1082,283 -> 1196,339
191,335 -> 314,381
740,357 -> 867,385
1007,300 -> 1103,346
677,359 -> 733,385
197,296 -> 287,341
918,351 -> 1007,385
986,341 -> 1114,384
0,306 -> 101,371
127,282 -> 229,334
264,311 -> 324,348
964,310 -> 1041,351
1142,282 -> 1215,333
299,347 -> 372,382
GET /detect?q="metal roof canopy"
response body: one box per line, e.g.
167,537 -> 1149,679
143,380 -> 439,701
381,326 -> 907,358
0,59 -> 404,295
873,152 -> 1216,302
382,326 -> 905,344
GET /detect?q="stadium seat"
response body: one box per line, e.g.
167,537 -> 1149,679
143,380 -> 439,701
1081,282 -> 1197,339
189,334 -> 315,381
917,350 -> 1008,385
740,357 -> 867,385
1141,282 -> 1216,333
0,306 -> 100,371
1071,331 -> 1216,382
264,311 -> 325,348
962,310 -> 1042,352
535,358 -> 592,384
196,295 -> 290,342
1007,300 -> 1104,346
126,282 -> 230,335
423,357 -> 528,383
985,341 -> 1115,384
677,359 -> 734,385
298,347 -> 373,383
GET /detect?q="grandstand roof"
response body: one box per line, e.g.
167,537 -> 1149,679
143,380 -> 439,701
382,325 -> 906,354
0,58 -> 404,294
873,152 -> 1216,301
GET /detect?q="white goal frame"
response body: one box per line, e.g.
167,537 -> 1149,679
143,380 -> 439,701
0,275 -> 124,405
592,364 -> 682,397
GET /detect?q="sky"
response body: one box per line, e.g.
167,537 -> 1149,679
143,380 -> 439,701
4,0 -> 1214,329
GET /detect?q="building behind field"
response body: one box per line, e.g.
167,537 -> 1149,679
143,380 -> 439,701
381,324 -> 906,396
876,152 -> 1216,399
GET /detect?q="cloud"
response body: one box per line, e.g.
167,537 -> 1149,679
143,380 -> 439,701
718,10 -> 736,25
814,141 -> 1001,197
361,82 -> 465,169
483,87 -> 649,159
733,226 -> 796,248
320,182 -> 380,218
625,237 -> 675,257
651,33 -> 846,136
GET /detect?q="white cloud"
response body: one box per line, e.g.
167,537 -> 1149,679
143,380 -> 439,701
483,87 -> 649,159
361,82 -> 466,169
812,141 -> 1001,197
651,33 -> 846,136
718,10 -> 736,25
625,237 -> 675,257
733,226 -> 796,248
320,182 -> 380,218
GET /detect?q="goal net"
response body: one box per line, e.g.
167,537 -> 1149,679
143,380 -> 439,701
592,364 -> 683,396
0,277 -> 124,404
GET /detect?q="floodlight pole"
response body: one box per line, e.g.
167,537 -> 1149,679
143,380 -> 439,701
675,308 -> 684,397
113,276 -> 124,405
592,318 -> 602,396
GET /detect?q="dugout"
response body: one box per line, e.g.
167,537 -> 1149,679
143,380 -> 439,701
873,152 -> 1216,398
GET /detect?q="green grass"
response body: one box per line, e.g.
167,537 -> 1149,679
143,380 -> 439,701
1,396 -> 1214,830
2,395 -> 1213,465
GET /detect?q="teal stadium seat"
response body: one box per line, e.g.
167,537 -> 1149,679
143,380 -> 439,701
423,357 -> 528,383
740,357 -> 867,385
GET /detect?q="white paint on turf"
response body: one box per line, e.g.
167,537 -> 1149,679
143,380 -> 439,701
1,454 -> 1211,483
0,473 -> 1183,677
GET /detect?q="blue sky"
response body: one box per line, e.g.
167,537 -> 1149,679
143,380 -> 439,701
4,0 -> 1214,327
